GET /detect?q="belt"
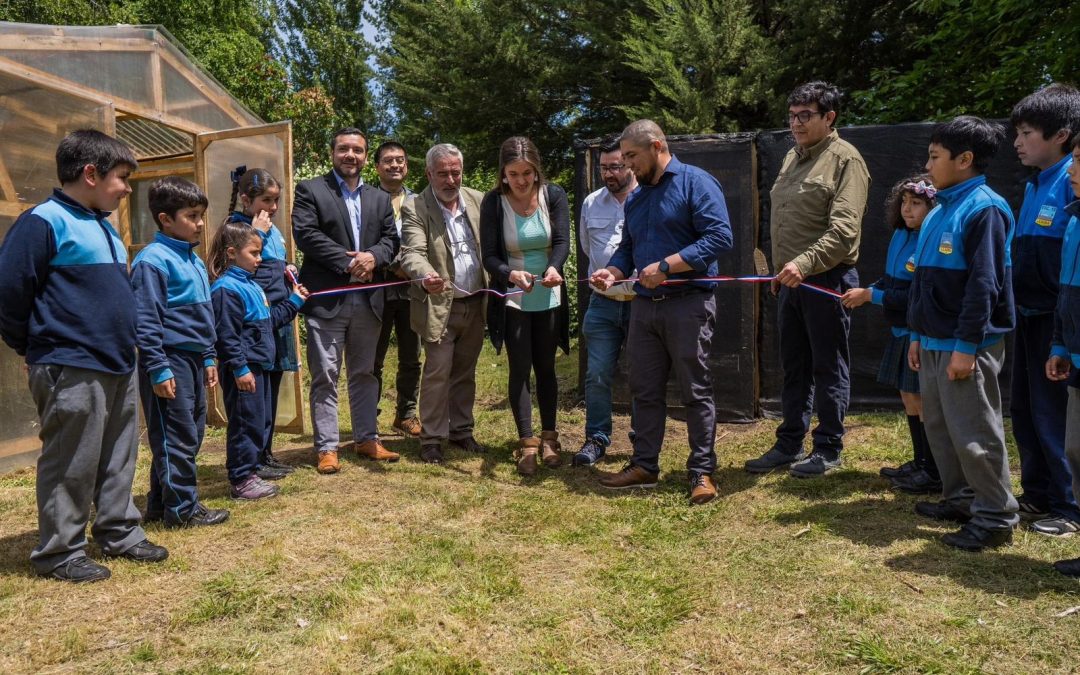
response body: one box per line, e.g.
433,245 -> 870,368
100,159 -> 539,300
646,288 -> 710,302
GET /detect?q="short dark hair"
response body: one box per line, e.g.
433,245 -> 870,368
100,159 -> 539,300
599,137 -> 621,155
55,129 -> 138,185
884,174 -> 936,230
330,127 -> 367,151
149,177 -> 208,229
788,81 -> 843,120
374,141 -> 406,164
1010,83 -> 1080,152
930,115 -> 1006,173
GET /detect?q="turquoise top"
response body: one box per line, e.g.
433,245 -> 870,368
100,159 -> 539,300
508,209 -> 559,312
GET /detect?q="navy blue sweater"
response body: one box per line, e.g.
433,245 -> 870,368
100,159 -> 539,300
225,212 -> 292,305
1013,154 -> 1074,314
869,227 -> 918,336
0,189 -> 136,374
1051,201 -> 1080,367
131,232 -> 216,384
211,266 -> 303,376
908,176 -> 1015,354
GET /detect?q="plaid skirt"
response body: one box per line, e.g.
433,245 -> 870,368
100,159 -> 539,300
877,333 -> 920,393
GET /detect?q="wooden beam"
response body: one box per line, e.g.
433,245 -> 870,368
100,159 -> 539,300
0,201 -> 33,218
0,152 -> 18,201
131,168 -> 195,181
149,45 -> 164,111
155,45 -> 258,128
0,34 -> 155,52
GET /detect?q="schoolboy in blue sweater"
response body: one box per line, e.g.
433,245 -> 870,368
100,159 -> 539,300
907,116 -> 1019,552
1047,136 -> 1080,575
1007,84 -> 1080,536
132,177 -> 229,529
0,130 -> 167,582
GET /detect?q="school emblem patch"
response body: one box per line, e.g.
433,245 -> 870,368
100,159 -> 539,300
938,232 -> 954,255
1036,204 -> 1056,227
905,256 -> 916,273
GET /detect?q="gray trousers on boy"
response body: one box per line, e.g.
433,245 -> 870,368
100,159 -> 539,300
28,365 -> 146,574
919,341 -> 1019,531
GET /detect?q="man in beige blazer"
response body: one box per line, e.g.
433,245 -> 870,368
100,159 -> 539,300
399,143 -> 488,464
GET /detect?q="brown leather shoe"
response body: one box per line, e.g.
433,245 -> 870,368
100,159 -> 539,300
317,451 -> 340,474
393,416 -> 422,437
598,463 -> 658,489
449,436 -> 486,453
356,439 -> 400,462
517,437 -> 540,476
420,443 -> 444,464
690,473 -> 717,505
540,430 -> 562,468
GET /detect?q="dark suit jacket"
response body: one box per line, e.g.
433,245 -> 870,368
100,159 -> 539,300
292,172 -> 399,319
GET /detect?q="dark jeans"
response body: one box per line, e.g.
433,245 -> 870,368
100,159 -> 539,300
221,365 -> 272,484
775,266 -> 858,459
627,291 -> 717,476
140,348 -> 206,524
582,295 -> 633,445
374,297 -> 422,419
505,306 -> 559,438
1011,312 -> 1077,520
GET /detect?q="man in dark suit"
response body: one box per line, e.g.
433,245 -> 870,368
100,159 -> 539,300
293,127 -> 400,474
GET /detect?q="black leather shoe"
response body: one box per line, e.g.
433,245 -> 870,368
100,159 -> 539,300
262,453 -> 296,473
166,503 -> 230,529
891,469 -> 943,495
941,523 -> 1012,551
1053,557 -> 1080,577
256,465 -> 290,481
107,539 -> 169,563
41,557 -> 111,583
880,460 -> 918,479
420,443 -> 444,464
745,447 -> 806,474
914,500 -> 971,524
449,437 -> 486,453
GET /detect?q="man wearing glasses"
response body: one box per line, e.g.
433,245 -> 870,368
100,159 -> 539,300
572,140 -> 639,467
745,81 -> 870,478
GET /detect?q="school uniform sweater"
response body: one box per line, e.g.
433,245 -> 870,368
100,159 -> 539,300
1050,202 -> 1080,367
1013,154 -> 1074,315
0,189 -> 136,374
131,232 -> 217,384
869,227 -> 918,336
211,266 -> 303,377
907,175 -> 1015,354
225,212 -> 291,306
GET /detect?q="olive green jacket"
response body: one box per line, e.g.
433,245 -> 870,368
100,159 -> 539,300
399,185 -> 487,342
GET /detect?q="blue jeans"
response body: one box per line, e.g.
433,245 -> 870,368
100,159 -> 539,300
583,295 -> 632,445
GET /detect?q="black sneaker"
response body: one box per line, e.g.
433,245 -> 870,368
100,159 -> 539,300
262,452 -> 295,473
256,465 -> 290,481
573,437 -> 607,467
41,557 -> 111,583
890,469 -> 943,495
880,460 -> 918,479
1054,557 -> 1080,577
106,539 -> 169,563
1016,497 -> 1050,521
166,503 -> 230,529
745,447 -> 807,474
1030,516 -> 1080,538
914,500 -> 971,524
941,523 -> 1012,552
789,453 -> 841,478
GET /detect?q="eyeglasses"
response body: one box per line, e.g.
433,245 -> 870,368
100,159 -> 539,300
599,164 -> 626,174
380,156 -> 407,166
787,110 -> 826,125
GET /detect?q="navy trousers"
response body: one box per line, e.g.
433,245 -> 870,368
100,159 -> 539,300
260,369 -> 285,464
221,365 -> 272,484
775,266 -> 858,459
1011,312 -> 1078,520
140,349 -> 206,524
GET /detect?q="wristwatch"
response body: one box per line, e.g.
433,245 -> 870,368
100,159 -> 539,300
658,260 -> 670,275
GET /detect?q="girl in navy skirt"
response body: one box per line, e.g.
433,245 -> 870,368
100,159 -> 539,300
842,175 -> 940,493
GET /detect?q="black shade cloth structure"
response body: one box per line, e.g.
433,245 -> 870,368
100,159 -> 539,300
575,122 -> 1029,422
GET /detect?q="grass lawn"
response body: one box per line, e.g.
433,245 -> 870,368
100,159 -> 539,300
2,342 -> 1080,673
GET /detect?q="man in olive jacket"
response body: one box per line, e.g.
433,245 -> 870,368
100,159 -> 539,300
399,143 -> 487,464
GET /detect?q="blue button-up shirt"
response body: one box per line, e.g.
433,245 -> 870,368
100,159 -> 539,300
333,170 -> 364,249
607,156 -> 733,297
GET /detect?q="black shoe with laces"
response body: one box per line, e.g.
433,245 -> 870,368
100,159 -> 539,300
166,503 -> 230,529
890,469 -> 943,495
573,437 -> 607,467
261,452 -> 296,473
941,522 -> 1012,552
256,465 -> 290,481
789,453 -> 841,478
914,500 -> 971,524
41,557 -> 111,583
745,447 -> 807,474
880,460 -> 918,479
105,539 -> 169,563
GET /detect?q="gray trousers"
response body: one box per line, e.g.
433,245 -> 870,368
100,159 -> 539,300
306,292 -> 383,452
919,342 -> 1019,530
28,365 -> 146,574
627,291 -> 717,476
418,297 -> 485,444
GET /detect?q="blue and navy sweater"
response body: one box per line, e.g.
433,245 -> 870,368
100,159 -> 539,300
1013,154 -> 1074,314
0,189 -> 136,374
211,266 -> 303,377
225,212 -> 291,306
907,175 -> 1016,354
131,232 -> 216,384
1051,201 -> 1080,367
869,227 -> 918,336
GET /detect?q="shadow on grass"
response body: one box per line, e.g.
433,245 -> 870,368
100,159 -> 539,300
0,529 -> 38,577
772,497 -> 938,548
771,467 -> 887,501
885,548 -> 1080,598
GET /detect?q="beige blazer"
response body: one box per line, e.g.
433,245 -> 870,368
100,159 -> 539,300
399,185 -> 487,342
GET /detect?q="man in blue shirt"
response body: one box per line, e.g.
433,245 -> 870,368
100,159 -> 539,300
591,119 -> 733,505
